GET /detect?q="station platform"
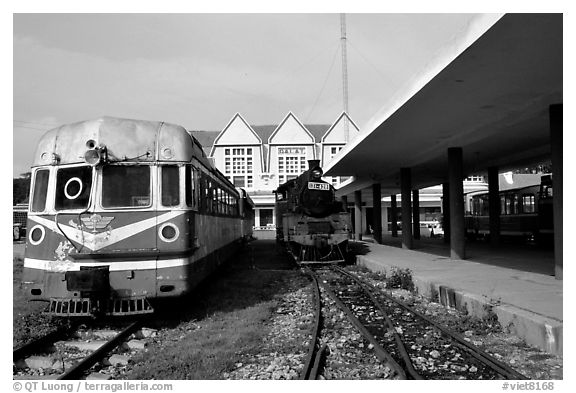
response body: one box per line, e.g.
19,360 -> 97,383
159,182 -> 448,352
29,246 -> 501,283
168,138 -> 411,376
353,234 -> 562,355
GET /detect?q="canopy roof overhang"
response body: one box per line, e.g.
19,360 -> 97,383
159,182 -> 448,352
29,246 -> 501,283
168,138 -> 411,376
325,13 -> 562,198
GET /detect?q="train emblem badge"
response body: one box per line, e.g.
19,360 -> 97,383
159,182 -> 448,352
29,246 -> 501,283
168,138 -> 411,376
80,214 -> 114,233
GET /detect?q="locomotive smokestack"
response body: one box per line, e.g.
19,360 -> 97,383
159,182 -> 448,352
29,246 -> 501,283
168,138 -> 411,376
308,159 -> 321,170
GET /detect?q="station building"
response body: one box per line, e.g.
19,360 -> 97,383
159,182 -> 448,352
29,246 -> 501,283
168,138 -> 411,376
193,111 -> 488,235
193,111 -> 359,229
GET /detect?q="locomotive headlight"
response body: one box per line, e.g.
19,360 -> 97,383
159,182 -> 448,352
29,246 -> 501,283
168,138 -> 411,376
84,143 -> 108,166
311,169 -> 323,179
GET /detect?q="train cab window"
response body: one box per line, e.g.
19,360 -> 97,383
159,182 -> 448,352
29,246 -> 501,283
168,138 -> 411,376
55,166 -> 92,211
31,169 -> 50,212
161,165 -> 180,207
522,194 -> 535,213
102,165 -> 150,208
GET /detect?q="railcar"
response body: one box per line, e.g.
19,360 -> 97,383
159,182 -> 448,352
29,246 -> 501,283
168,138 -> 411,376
21,117 -> 254,316
274,160 -> 351,264
464,175 -> 553,243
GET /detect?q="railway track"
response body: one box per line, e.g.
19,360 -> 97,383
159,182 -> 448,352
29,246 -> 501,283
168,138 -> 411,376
13,320 -> 146,380
301,265 -> 527,380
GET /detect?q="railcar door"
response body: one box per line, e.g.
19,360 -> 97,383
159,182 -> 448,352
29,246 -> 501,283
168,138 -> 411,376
155,164 -> 196,295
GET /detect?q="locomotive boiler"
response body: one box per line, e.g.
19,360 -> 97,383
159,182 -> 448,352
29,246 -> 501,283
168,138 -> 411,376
274,160 -> 351,264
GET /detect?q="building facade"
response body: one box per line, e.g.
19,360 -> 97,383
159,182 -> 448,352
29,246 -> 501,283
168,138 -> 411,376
206,111 -> 359,229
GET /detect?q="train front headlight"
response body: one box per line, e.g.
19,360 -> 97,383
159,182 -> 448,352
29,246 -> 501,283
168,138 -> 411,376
311,169 -> 323,179
84,140 -> 108,166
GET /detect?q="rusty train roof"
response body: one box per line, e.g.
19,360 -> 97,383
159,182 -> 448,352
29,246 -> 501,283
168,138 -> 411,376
32,117 -> 211,168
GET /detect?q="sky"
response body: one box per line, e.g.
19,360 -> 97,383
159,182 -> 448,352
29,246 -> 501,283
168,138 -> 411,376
11,12 -> 496,177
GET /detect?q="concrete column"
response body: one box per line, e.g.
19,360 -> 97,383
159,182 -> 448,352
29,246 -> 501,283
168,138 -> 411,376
550,104 -> 562,279
448,147 -> 465,259
390,194 -> 398,237
372,183 -> 382,243
400,168 -> 413,249
488,166 -> 500,246
442,183 -> 450,243
255,208 -> 261,228
412,189 -> 420,240
354,190 -> 362,241
341,195 -> 348,212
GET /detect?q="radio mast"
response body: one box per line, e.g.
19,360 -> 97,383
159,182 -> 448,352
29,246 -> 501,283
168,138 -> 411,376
340,13 -> 350,141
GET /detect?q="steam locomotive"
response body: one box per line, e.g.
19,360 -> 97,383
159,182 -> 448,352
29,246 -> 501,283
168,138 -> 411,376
21,117 -> 254,317
274,160 -> 351,264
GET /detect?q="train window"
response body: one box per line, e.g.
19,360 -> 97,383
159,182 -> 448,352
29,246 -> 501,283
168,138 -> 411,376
31,169 -> 50,212
55,166 -> 92,210
217,187 -> 223,214
185,165 -> 192,207
522,194 -> 535,213
205,179 -> 212,213
185,165 -> 199,209
161,165 -> 180,207
102,166 -> 150,208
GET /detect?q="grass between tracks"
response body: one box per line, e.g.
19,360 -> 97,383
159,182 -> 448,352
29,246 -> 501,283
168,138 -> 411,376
124,245 -> 302,380
13,245 -> 64,348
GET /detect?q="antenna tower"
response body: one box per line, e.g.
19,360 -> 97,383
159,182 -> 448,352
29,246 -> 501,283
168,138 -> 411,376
340,13 -> 350,141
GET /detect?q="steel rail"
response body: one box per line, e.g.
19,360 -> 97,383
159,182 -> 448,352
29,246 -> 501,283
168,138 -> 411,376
312,270 -> 407,380
339,268 -> 528,380
300,269 -> 323,380
14,325 -> 74,362
332,266 -> 423,379
58,320 -> 143,380
309,343 -> 328,380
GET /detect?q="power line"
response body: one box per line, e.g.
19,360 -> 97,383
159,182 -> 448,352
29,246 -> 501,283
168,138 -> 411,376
305,44 -> 341,123
347,40 -> 391,86
13,124 -> 50,132
14,120 -> 59,128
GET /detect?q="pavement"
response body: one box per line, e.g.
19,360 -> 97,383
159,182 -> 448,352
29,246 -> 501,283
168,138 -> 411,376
354,234 -> 562,355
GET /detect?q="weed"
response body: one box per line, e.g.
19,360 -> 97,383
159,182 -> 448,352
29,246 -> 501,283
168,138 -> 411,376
385,267 -> 414,291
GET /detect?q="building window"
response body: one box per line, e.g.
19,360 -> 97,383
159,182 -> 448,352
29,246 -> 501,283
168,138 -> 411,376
325,145 -> 344,186
224,147 -> 253,189
466,175 -> 485,182
277,146 -> 307,186
259,208 -> 274,227
233,176 -> 245,187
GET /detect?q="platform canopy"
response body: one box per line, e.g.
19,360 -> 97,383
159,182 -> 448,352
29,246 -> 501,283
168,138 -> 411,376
324,13 -> 562,197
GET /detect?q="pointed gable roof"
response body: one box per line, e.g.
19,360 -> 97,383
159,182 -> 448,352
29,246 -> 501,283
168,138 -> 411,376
321,112 -> 360,143
209,113 -> 262,156
267,112 -> 315,145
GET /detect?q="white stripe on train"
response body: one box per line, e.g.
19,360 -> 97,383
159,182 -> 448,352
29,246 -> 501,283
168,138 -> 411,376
23,257 -> 190,272
28,210 -> 186,252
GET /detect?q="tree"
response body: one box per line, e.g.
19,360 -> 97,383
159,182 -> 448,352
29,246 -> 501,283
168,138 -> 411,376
13,172 -> 31,205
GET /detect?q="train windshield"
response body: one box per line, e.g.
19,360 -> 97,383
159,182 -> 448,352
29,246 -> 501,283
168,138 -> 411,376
31,169 -> 50,212
102,165 -> 151,208
55,166 -> 92,211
